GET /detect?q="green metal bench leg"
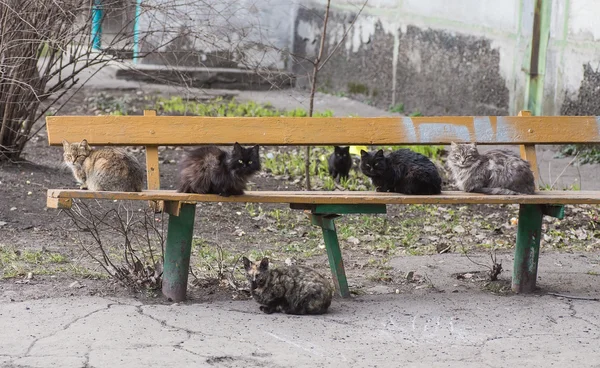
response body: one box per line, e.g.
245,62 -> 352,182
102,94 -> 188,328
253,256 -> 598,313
311,214 -> 350,298
512,204 -> 543,293
162,203 -> 196,302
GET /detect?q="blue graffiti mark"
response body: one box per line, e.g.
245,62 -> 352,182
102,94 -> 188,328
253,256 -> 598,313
473,116 -> 494,142
402,117 -> 417,141
495,117 -> 513,142
417,123 -> 470,143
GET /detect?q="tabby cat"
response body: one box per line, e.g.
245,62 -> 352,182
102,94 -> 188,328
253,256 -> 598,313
360,148 -> 442,194
177,143 -> 260,196
327,146 -> 353,180
242,257 -> 333,315
447,142 -> 535,195
62,139 -> 143,192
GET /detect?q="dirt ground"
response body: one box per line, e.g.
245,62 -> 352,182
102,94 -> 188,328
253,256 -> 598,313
1,88 -> 600,305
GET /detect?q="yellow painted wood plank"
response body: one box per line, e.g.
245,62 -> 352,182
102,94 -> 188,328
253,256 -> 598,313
47,189 -> 600,206
518,110 -> 539,187
46,115 -> 600,146
47,196 -> 72,209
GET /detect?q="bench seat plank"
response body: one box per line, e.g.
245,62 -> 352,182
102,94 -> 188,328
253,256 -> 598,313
47,189 -> 600,206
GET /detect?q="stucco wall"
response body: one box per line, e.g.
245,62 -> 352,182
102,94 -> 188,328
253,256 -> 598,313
292,0 -> 600,116
128,0 -> 600,116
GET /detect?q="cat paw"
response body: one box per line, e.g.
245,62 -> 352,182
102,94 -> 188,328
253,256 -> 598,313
259,306 -> 275,314
79,185 -> 88,190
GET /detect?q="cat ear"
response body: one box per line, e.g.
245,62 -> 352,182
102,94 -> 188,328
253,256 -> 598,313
259,257 -> 269,270
79,139 -> 91,152
252,145 -> 260,155
242,257 -> 251,271
470,142 -> 478,148
62,139 -> 69,149
343,146 -> 350,153
450,141 -> 457,148
375,149 -> 385,157
334,146 -> 341,153
233,142 -> 242,153
360,150 -> 368,157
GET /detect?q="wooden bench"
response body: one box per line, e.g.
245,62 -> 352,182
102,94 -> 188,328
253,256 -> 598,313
46,110 -> 600,301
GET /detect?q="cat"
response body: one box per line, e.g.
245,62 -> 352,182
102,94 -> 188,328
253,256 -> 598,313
177,143 -> 260,196
327,146 -> 353,180
62,139 -> 144,192
360,148 -> 442,195
447,142 -> 535,195
242,257 -> 333,315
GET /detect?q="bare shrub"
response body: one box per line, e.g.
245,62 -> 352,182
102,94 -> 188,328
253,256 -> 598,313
63,200 -> 165,290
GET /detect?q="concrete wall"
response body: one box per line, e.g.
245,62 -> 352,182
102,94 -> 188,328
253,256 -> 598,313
292,0 -> 600,116
125,0 -> 600,116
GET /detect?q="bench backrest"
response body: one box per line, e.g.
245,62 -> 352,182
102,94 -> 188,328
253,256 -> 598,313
46,110 -> 600,190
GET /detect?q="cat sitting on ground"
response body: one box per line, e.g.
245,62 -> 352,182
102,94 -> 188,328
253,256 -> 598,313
446,142 -> 535,195
242,257 -> 333,315
360,148 -> 442,195
62,139 -> 143,192
328,146 -> 353,180
177,143 -> 260,196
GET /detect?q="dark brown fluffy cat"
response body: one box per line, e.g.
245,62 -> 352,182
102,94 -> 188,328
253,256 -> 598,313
177,143 -> 260,196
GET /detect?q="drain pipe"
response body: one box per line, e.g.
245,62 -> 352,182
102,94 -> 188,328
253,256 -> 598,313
525,0 -> 552,115
133,0 -> 142,64
91,0 -> 102,50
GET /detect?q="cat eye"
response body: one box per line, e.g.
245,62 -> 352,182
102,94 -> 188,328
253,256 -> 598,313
248,161 -> 252,164
238,159 -> 243,164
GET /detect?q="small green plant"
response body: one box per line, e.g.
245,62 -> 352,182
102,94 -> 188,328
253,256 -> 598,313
389,103 -> 405,113
559,144 -> 600,164
410,111 -> 423,117
347,82 -> 369,95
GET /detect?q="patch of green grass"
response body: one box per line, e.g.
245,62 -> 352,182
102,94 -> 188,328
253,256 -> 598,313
155,96 -> 333,118
586,270 -> 599,276
0,246 -> 70,279
410,111 -> 423,117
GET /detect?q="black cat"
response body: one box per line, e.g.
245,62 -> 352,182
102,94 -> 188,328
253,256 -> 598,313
360,148 -> 442,195
327,146 -> 352,180
177,143 -> 260,196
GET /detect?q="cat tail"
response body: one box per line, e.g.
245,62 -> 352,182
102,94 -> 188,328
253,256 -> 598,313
473,187 -> 527,195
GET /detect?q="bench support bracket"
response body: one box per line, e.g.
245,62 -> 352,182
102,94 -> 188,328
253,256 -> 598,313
513,204 -> 564,293
297,204 -> 387,298
162,203 -> 196,302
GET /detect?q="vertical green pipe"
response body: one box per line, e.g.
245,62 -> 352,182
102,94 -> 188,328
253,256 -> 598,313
162,203 -> 196,302
133,0 -> 142,63
525,0 -> 552,115
91,0 -> 102,50
512,204 -> 543,293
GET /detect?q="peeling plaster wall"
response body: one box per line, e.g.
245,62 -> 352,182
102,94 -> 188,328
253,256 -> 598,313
293,0 -> 600,116
292,0 -> 521,115
129,0 -> 600,115
550,0 -> 600,115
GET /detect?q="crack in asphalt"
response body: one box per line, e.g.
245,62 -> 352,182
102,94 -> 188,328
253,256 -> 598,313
23,303 -> 115,357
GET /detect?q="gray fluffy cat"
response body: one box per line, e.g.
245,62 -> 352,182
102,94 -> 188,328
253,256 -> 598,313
447,142 -> 535,195
242,257 -> 333,315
